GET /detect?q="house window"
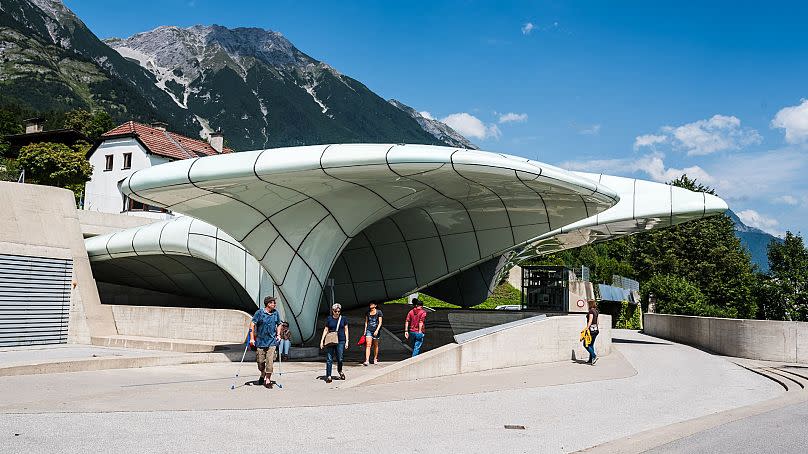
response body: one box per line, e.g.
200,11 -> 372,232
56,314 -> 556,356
122,153 -> 132,170
123,196 -> 170,214
104,155 -> 113,171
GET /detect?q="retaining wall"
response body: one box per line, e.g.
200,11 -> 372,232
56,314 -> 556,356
644,313 -> 808,363
347,313 -> 611,386
111,305 -> 251,343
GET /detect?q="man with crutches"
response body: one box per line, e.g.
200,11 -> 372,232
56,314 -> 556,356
250,296 -> 282,389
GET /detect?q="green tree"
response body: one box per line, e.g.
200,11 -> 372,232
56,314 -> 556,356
0,106 -> 25,157
632,175 -> 757,318
758,232 -> 808,321
63,109 -> 115,141
643,274 -> 732,317
17,142 -> 93,195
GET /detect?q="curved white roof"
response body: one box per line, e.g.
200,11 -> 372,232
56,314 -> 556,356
85,144 -> 727,341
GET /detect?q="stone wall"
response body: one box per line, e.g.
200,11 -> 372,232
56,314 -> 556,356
644,313 -> 808,363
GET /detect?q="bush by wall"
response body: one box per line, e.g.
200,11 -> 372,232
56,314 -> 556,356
642,274 -> 735,318
598,300 -> 643,329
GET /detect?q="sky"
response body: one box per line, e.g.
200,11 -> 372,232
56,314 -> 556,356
65,0 -> 808,237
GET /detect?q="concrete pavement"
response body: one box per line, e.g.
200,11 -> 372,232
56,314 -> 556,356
0,330 -> 786,453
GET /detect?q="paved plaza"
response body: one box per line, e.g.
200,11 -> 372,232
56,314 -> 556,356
1,330 -> 800,453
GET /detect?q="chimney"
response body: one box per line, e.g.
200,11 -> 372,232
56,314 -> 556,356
150,121 -> 168,131
209,129 -> 224,153
24,118 -> 45,134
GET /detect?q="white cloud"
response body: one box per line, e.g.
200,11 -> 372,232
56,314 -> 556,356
560,151 -> 713,185
774,195 -> 799,206
663,114 -> 762,156
419,111 -> 434,120
578,124 -> 601,135
772,99 -> 808,144
521,22 -> 535,35
498,112 -> 528,124
634,134 -> 667,150
633,153 -> 714,184
737,209 -> 784,237
441,113 -> 501,140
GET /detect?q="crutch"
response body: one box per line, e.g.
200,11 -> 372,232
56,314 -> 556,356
274,340 -> 284,389
230,328 -> 251,390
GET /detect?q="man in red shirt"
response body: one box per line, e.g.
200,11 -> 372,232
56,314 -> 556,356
404,298 -> 427,356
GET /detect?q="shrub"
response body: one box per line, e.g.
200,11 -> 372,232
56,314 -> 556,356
643,274 -> 735,318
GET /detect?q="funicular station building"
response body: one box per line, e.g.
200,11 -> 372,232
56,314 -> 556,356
82,142 -> 727,344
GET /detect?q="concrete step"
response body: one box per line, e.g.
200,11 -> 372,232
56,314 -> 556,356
91,335 -> 229,353
732,360 -> 808,392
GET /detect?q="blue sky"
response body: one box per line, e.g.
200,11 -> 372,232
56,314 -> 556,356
66,0 -> 808,236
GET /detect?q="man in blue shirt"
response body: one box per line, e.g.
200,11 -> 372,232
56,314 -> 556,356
250,296 -> 282,388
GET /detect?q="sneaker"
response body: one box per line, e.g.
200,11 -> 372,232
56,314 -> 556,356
591,357 -> 598,366
339,372 -> 345,380
265,380 -> 273,389
325,377 -> 333,383
362,362 -> 369,366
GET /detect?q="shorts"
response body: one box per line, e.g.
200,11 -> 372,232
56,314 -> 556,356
256,346 -> 276,374
365,329 -> 380,340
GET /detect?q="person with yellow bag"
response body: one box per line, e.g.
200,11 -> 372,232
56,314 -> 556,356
581,299 -> 600,365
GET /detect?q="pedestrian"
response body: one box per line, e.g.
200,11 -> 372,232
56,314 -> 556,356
320,303 -> 349,383
584,299 -> 600,365
250,296 -> 282,388
404,298 -> 427,356
278,321 -> 292,361
362,302 -> 383,366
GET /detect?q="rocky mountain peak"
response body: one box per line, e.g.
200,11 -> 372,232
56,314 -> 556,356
389,99 -> 478,149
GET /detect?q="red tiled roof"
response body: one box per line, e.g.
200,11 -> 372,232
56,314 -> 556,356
100,121 -> 232,160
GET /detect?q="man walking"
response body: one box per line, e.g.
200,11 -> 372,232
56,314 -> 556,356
404,298 -> 427,356
250,296 -> 282,388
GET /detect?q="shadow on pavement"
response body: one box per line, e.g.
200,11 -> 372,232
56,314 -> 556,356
612,338 -> 671,345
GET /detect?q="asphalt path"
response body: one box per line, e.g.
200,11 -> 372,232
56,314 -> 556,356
645,400 -> 808,454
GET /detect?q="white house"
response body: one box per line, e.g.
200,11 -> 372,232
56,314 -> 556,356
83,121 -> 229,219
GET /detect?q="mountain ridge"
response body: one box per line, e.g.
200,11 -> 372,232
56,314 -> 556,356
727,209 -> 781,272
1,1 -> 473,151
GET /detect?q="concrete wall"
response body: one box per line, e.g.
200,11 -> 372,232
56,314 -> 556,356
110,305 -> 251,343
644,313 -> 808,364
348,314 -> 611,386
77,210 -> 157,237
0,182 -> 116,343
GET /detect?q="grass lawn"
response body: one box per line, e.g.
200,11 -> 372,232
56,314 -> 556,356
384,282 -> 522,309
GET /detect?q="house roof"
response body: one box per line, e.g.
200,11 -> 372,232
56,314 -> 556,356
97,121 -> 232,160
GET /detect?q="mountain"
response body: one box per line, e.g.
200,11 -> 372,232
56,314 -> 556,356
1,1 -> 472,151
727,210 -> 781,272
105,25 -> 453,150
0,0 -> 201,136
388,99 -> 478,149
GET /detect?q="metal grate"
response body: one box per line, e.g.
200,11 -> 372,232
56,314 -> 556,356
0,254 -> 72,347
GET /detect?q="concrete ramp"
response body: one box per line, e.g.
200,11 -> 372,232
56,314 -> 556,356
346,314 -> 611,386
